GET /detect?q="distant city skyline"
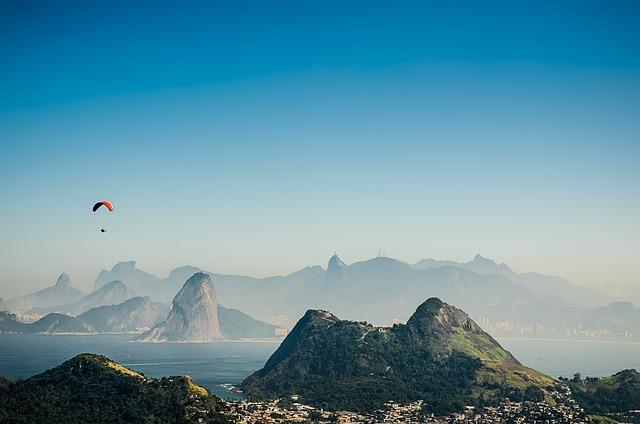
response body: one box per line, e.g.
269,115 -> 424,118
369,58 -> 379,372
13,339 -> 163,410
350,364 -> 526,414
1,1 -> 639,297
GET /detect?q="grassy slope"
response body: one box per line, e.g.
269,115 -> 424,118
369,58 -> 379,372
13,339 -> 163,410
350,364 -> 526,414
0,354 -> 228,424
446,327 -> 557,403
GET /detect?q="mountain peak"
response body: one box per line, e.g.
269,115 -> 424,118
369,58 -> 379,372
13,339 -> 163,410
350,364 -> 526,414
300,309 -> 340,327
62,353 -> 144,378
409,297 -> 445,319
137,272 -> 222,342
111,261 -> 136,271
326,254 -> 348,283
54,273 -> 71,289
328,253 -> 346,267
100,280 -> 127,291
3,354 -> 228,422
472,253 -> 492,263
406,297 -> 486,339
176,272 -> 212,297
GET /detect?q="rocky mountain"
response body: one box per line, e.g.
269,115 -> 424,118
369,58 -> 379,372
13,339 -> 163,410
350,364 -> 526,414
0,354 -> 229,423
137,273 -> 223,342
0,297 -> 167,334
93,261 -> 161,295
28,280 -> 136,317
241,297 -> 554,413
76,296 -> 168,333
0,274 -> 84,312
217,305 -> 279,339
28,313 -> 94,333
325,253 -> 348,283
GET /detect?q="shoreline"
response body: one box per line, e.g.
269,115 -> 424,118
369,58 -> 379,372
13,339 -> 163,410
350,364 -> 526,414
497,337 -> 640,345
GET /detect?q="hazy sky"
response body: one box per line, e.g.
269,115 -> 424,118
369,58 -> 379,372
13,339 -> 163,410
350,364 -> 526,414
1,1 -> 639,296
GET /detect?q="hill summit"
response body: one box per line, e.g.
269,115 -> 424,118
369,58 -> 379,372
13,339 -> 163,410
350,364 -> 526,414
0,353 -> 228,423
241,297 -> 554,413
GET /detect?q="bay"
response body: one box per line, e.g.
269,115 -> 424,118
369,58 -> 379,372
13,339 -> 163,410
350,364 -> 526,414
0,334 -> 638,400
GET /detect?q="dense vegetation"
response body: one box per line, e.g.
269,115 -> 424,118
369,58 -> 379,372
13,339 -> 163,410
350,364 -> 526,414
565,369 -> 640,414
0,354 -> 229,424
241,298 -> 555,413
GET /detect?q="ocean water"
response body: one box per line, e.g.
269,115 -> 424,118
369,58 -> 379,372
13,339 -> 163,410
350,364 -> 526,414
497,338 -> 640,378
0,334 -> 278,399
0,335 -> 638,399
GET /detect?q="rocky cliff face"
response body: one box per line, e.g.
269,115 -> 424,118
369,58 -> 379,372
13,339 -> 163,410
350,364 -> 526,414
137,273 -> 223,342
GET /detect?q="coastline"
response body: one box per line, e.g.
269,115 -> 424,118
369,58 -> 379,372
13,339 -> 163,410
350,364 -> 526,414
497,337 -> 640,346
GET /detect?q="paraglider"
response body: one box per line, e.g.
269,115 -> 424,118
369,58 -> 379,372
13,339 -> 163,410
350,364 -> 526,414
93,201 -> 113,233
92,201 -> 114,212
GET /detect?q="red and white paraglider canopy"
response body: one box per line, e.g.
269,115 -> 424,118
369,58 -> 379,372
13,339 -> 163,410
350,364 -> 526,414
92,201 -> 114,212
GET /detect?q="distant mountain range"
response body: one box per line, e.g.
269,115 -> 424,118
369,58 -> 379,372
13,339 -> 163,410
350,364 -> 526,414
28,280 -> 137,317
0,296 -> 167,334
0,274 -> 84,312
414,254 -> 609,308
2,254 -> 637,340
202,254 -> 627,333
0,354 -> 229,423
241,297 -> 555,412
1,273 -> 281,340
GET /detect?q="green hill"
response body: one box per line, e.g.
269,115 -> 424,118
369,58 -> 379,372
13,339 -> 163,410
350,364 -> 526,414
568,369 -> 640,414
241,297 -> 555,413
0,353 -> 229,424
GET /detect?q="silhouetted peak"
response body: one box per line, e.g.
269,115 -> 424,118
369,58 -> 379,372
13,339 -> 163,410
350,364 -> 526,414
100,280 -> 127,290
328,254 -> 346,268
167,265 -> 202,279
326,254 -> 348,282
604,301 -> 638,311
54,273 -> 71,289
182,272 -> 212,290
472,254 -> 493,263
111,261 -> 136,272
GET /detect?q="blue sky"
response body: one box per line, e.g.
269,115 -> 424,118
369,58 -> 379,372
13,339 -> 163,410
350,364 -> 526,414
1,0 -> 639,295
